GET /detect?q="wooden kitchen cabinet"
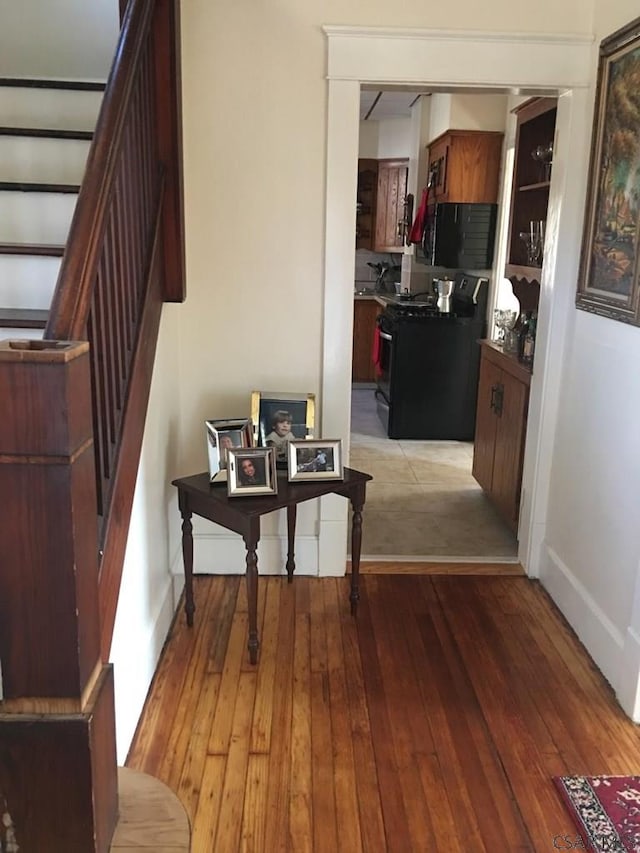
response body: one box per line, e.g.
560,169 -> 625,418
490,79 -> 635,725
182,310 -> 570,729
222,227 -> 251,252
427,130 -> 504,204
472,342 -> 531,532
374,158 -> 408,252
356,159 -> 378,250
505,97 -> 557,285
352,299 -> 382,382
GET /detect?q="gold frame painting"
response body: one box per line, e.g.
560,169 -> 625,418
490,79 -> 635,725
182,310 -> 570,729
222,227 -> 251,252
576,15 -> 640,324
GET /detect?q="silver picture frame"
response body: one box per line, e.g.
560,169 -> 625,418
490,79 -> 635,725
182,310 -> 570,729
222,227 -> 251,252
205,418 -> 253,484
287,439 -> 343,482
227,446 -> 278,497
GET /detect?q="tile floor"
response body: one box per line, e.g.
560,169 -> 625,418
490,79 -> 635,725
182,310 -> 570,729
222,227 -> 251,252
349,387 -> 519,561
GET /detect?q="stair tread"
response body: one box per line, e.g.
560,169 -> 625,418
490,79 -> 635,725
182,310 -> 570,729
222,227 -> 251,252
0,308 -> 48,328
0,242 -> 65,257
0,181 -> 80,193
0,127 -> 93,140
0,78 -> 105,91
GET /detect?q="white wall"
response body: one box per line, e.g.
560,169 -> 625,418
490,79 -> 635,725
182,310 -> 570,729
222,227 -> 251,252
110,307 -> 184,762
0,0 -> 119,81
538,0 -> 640,717
358,117 -> 412,158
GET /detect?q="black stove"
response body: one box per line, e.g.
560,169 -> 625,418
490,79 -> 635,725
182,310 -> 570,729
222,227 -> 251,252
375,272 -> 489,440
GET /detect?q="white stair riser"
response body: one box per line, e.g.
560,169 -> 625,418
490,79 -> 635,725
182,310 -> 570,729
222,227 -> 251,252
0,87 -> 102,132
0,256 -> 61,309
0,136 -> 90,184
0,328 -> 43,341
0,190 -> 77,244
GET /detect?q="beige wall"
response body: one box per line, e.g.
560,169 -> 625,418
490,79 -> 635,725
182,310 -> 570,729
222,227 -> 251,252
177,0 -> 593,479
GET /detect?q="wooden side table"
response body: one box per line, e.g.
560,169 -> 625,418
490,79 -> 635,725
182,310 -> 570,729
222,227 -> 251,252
171,467 -> 372,663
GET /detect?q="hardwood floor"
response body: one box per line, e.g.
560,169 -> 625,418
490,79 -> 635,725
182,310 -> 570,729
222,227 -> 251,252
127,574 -> 640,852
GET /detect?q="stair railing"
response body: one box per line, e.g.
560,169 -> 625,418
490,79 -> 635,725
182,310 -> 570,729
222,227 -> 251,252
45,0 -> 185,657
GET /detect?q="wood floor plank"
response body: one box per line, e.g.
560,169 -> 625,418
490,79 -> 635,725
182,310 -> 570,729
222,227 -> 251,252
189,755 -> 226,852
263,580 -> 295,852
324,579 -> 363,853
175,673 -> 221,821
250,578 -> 281,754
289,609 -> 313,853
127,573 -> 640,853
214,672 -> 258,851
240,754 -> 269,852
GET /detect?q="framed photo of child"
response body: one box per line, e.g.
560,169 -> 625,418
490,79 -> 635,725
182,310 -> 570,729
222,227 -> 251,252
250,391 -> 315,466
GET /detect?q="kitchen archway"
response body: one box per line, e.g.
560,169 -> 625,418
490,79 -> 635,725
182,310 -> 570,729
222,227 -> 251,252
317,26 -> 593,578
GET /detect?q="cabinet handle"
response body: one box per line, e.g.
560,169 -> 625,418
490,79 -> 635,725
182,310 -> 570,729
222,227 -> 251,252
490,383 -> 504,416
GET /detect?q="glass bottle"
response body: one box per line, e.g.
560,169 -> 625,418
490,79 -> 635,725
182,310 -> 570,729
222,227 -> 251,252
521,313 -> 537,366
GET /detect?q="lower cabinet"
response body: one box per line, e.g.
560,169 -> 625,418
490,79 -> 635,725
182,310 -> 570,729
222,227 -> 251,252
472,342 -> 531,532
352,299 -> 382,382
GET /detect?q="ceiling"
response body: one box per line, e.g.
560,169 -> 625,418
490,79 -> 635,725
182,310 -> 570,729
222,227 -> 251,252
359,90 -> 425,121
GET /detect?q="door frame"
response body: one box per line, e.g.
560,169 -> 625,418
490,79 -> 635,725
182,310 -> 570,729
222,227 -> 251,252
317,25 -> 594,577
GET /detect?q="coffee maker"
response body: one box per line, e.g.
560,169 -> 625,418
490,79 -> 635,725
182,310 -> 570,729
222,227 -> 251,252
433,277 -> 455,313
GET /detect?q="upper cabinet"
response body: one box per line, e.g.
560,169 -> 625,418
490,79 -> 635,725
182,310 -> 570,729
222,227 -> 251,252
427,130 -> 504,204
356,157 -> 408,253
356,159 -> 378,251
505,97 -> 557,285
374,158 -> 408,253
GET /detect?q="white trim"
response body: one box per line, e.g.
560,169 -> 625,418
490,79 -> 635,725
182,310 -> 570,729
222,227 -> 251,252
321,25 -> 594,585
323,26 -> 594,89
172,533 -> 321,578
539,544 -> 624,692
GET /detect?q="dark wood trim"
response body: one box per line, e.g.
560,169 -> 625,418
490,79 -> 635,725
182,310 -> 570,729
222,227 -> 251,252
0,78 -> 105,91
153,0 -> 186,303
0,181 -> 80,193
0,242 -> 64,256
0,308 -> 48,328
479,340 -> 533,386
0,127 -> 93,140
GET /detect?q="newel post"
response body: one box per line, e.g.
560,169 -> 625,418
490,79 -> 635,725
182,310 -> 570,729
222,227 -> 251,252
0,340 -> 117,852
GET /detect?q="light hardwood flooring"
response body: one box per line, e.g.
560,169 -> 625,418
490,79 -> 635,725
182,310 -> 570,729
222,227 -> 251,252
350,388 -> 518,560
127,573 -> 640,852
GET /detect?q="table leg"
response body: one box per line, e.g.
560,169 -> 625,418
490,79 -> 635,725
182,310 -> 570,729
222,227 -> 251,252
350,490 -> 365,616
180,509 -> 195,627
244,532 -> 260,664
286,504 -> 297,583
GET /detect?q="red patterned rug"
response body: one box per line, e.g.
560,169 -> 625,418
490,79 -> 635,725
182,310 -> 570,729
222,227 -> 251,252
554,776 -> 640,852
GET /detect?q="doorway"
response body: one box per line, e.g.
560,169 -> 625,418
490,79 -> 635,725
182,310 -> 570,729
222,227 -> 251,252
319,26 -> 593,578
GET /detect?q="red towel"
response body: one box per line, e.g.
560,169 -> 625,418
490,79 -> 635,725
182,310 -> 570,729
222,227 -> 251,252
372,325 -> 383,376
409,185 -> 430,244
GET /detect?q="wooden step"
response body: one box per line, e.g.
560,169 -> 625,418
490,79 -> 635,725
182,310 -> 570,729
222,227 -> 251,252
0,78 -> 105,91
0,308 -> 48,329
0,126 -> 92,140
0,180 -> 80,193
0,242 -> 64,257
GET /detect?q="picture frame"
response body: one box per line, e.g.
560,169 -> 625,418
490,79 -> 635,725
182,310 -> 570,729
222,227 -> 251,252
576,15 -> 640,325
287,439 -> 343,482
227,446 -> 278,497
205,418 -> 253,484
250,391 -> 315,466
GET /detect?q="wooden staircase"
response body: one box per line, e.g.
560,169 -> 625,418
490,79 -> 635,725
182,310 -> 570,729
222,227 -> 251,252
0,79 -> 103,337
0,2 -> 186,850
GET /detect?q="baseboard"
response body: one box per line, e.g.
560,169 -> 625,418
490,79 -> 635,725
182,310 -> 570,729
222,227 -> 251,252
112,572 -> 178,765
349,559 -> 524,575
171,533 -> 320,578
539,543 -> 626,702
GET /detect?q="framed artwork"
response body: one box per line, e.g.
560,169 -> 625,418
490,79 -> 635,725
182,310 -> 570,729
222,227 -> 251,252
205,418 -> 253,483
250,391 -> 315,466
227,447 -> 278,497
287,439 -> 343,482
576,15 -> 640,325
